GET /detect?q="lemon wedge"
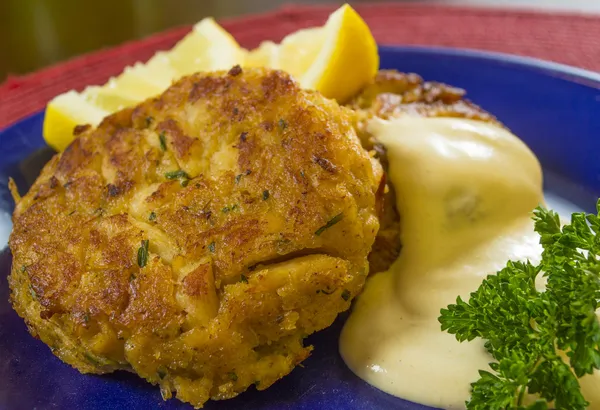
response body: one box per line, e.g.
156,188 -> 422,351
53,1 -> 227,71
43,4 -> 379,152
246,4 -> 379,102
140,53 -> 179,89
43,18 -> 244,151
168,18 -> 246,76
245,41 -> 279,69
277,28 -> 325,79
43,91 -> 109,152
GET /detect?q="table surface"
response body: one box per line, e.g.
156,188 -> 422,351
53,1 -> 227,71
1,0 -> 598,82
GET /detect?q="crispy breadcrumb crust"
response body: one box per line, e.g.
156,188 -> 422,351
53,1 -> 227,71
9,67 -> 382,408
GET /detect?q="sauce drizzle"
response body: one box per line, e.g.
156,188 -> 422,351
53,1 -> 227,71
340,117 -> 600,409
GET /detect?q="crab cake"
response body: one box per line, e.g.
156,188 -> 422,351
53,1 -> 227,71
347,69 -> 500,136
8,67 -> 382,408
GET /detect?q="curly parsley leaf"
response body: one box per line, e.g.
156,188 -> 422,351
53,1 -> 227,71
439,203 -> 600,409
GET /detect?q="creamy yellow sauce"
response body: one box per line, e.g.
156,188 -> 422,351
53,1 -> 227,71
340,117 -> 600,409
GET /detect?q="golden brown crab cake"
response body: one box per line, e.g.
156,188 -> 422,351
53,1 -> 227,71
347,70 -> 501,149
8,66 -> 382,408
347,70 -> 502,273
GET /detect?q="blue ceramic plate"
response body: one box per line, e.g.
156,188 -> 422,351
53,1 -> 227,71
1,46 -> 600,410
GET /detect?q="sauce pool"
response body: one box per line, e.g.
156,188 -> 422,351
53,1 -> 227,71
339,117 -> 600,409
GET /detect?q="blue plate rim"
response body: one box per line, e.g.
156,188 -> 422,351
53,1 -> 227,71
2,45 -> 599,135
380,45 -> 600,86
2,43 -> 600,410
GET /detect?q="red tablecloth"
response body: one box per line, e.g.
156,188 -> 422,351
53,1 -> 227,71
1,3 -> 599,129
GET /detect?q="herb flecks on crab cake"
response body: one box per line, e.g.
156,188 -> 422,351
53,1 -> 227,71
8,67 -> 382,408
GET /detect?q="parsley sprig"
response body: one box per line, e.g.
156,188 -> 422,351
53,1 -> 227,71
439,203 -> 600,409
